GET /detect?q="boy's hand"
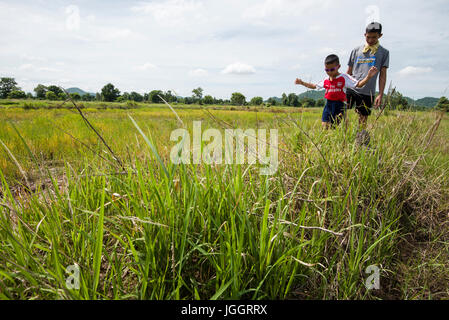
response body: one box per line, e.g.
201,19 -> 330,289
295,78 -> 304,85
367,66 -> 379,78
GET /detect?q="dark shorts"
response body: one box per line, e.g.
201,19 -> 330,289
322,100 -> 345,125
346,88 -> 373,116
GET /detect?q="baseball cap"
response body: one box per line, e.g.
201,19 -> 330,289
366,22 -> 382,34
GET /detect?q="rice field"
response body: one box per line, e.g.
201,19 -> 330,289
0,100 -> 448,300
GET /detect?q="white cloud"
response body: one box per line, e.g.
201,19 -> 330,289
189,68 -> 208,77
243,0 -> 331,20
317,47 -> 348,57
221,62 -> 256,75
20,54 -> 46,62
131,0 -> 205,27
37,67 -> 60,73
398,66 -> 433,77
17,64 -> 60,73
18,64 -> 34,71
134,63 -> 157,71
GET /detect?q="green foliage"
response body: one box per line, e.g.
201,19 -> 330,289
47,85 -> 63,96
82,93 -> 95,101
0,77 -> 19,99
101,83 -> 120,102
130,92 -> 143,102
192,87 -> 203,101
163,90 -> 177,103
287,93 -> 299,107
389,90 -> 409,110
148,90 -> 164,103
300,97 -> 316,108
34,84 -> 47,99
250,96 -> 264,106
281,93 -> 288,106
230,92 -> 246,106
203,95 -> 214,105
45,91 -> 58,100
435,96 -> 449,112
7,90 -> 26,99
316,98 -> 326,108
70,92 -> 81,101
267,97 -> 278,106
0,109 -> 447,300
58,92 -> 68,100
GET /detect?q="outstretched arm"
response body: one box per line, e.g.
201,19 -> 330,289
295,78 -> 317,90
356,66 -> 379,88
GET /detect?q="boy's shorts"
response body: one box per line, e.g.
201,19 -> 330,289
322,100 -> 345,125
346,88 -> 373,116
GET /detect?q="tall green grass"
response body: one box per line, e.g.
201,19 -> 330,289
0,108 -> 447,299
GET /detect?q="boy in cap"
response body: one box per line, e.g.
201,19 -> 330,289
346,22 -> 390,128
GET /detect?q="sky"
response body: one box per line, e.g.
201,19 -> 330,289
1,0 -> 448,100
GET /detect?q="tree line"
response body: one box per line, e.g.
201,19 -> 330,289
1,77 -> 448,111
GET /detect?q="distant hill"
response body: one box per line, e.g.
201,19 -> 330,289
413,97 -> 439,108
66,87 -> 95,96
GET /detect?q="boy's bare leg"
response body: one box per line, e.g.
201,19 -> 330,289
322,122 -> 330,130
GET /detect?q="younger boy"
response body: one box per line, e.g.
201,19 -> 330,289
295,54 -> 378,129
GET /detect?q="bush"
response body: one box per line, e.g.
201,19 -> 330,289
45,91 -> 58,101
8,90 -> 26,99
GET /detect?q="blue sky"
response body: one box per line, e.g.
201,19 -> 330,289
1,0 -> 448,100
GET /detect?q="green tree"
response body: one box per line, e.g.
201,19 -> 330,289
267,97 -> 278,106
130,92 -> 143,102
230,92 -> 246,106
47,85 -> 63,96
26,92 -> 33,99
203,95 -> 214,105
250,96 -> 263,106
281,93 -> 288,106
287,93 -> 299,107
34,84 -> 47,99
117,92 -> 131,102
82,94 -> 94,101
300,97 -> 316,108
70,92 -> 81,100
101,83 -> 120,102
184,96 -> 194,104
435,96 -> 449,112
8,90 -> 26,99
148,90 -> 164,103
58,92 -> 67,100
0,78 -> 19,99
316,98 -> 326,108
192,87 -> 203,102
164,90 -> 177,103
46,91 -> 58,100
390,91 -> 409,110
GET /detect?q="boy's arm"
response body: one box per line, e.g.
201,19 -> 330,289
355,66 -> 378,88
295,78 -> 317,90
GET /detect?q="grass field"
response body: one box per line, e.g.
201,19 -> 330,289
0,99 -> 448,299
